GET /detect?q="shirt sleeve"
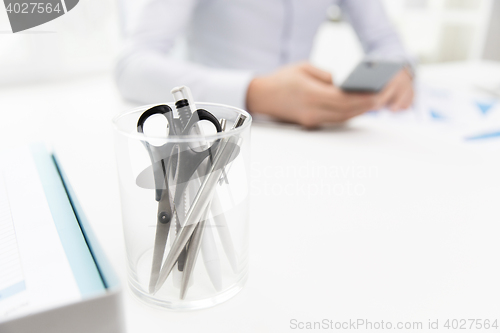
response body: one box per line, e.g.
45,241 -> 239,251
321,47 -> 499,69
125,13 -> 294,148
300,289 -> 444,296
340,0 -> 415,65
115,0 -> 254,109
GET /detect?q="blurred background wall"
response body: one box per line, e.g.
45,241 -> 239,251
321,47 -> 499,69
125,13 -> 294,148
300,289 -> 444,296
483,0 -> 500,61
0,0 -> 118,85
384,0 -> 497,63
312,0 -> 499,82
0,0 -> 498,86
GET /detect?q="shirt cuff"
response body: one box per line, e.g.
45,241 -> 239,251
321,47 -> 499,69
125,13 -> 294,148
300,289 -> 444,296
199,69 -> 255,111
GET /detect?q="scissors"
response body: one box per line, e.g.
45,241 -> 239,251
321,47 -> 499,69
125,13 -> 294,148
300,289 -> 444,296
137,104 -> 222,293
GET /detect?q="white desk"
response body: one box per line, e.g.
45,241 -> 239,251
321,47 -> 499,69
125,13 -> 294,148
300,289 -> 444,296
1,62 -> 499,332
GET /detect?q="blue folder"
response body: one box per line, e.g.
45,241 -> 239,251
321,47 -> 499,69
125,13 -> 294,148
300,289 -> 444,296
30,143 -> 119,296
1,144 -> 123,333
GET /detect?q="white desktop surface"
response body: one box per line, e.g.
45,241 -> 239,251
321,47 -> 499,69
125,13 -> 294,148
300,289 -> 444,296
0,61 -> 499,332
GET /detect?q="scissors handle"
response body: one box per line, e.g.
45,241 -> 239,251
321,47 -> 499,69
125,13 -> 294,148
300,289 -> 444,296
137,104 -> 175,134
136,104 -> 223,203
181,109 -> 222,135
137,105 -> 175,201
137,105 -> 222,136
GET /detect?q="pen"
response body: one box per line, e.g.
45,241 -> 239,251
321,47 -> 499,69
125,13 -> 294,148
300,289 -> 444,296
180,207 -> 210,299
171,86 -> 224,291
210,207 -> 238,273
181,117 -> 235,293
200,218 -> 223,291
211,115 -> 248,274
186,171 -> 222,291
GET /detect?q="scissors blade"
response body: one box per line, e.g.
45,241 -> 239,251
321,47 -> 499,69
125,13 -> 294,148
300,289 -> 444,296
148,161 -> 175,293
180,206 -> 209,299
148,216 -> 171,293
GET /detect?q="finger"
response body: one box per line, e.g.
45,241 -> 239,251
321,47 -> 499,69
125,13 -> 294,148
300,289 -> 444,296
386,73 -> 414,111
298,100 -> 370,128
389,87 -> 414,111
375,79 -> 399,109
376,67 -> 412,108
317,87 -> 378,113
302,63 -> 333,84
317,103 -> 369,124
403,88 -> 415,109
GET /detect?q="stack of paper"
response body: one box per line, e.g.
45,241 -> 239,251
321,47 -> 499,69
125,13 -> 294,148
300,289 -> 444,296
365,83 -> 500,141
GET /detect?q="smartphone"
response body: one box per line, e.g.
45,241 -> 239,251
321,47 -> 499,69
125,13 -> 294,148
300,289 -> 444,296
340,60 -> 403,93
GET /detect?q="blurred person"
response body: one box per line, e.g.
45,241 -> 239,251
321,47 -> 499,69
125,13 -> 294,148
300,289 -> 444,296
116,0 -> 414,128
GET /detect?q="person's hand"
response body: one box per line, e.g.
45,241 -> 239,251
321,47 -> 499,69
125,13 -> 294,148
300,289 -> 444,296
246,62 -> 379,128
376,67 -> 414,111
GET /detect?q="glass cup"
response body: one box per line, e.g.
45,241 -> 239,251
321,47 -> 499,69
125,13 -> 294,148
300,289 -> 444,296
112,103 -> 251,310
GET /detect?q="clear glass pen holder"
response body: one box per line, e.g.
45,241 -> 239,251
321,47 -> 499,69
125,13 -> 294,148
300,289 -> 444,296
112,103 -> 251,310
